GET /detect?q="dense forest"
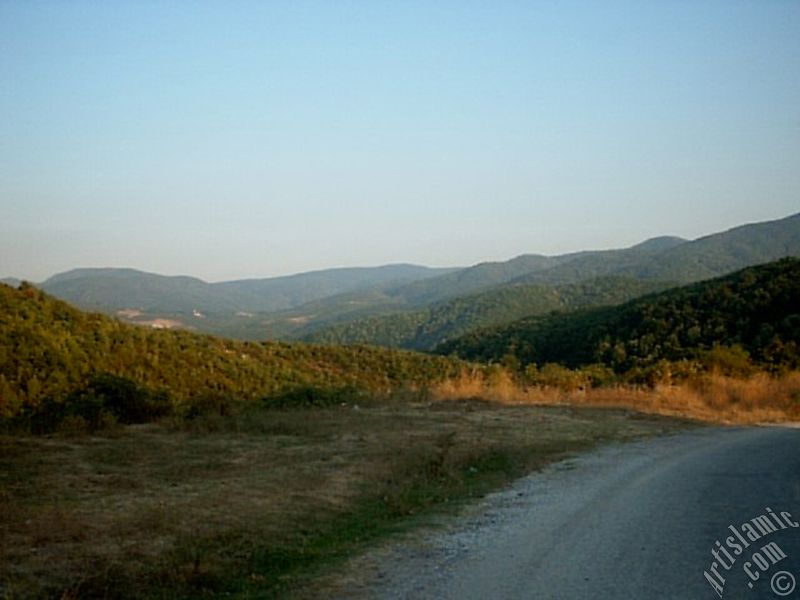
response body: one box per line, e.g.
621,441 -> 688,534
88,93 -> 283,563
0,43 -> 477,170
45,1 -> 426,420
0,283 -> 464,420
437,259 -> 800,375
307,277 -> 672,350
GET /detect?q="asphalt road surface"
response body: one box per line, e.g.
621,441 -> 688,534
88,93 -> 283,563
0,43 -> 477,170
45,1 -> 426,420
344,426 -> 800,600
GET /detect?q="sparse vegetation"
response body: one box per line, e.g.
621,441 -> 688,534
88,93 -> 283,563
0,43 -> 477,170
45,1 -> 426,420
0,397 -> 691,599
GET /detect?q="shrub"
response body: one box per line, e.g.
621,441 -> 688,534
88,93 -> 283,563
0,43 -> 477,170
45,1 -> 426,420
85,374 -> 171,424
183,392 -> 238,419
22,374 -> 171,434
700,344 -> 755,377
262,385 -> 366,410
579,364 -> 617,387
534,363 -> 586,391
26,398 -> 68,435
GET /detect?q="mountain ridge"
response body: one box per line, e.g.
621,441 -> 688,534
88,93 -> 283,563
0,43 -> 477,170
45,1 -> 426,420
30,212 -> 800,342
301,213 -> 800,347
40,264 -> 457,315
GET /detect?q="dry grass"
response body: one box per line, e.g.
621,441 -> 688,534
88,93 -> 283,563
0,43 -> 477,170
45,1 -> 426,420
430,370 -> 800,424
0,400 -> 690,599
3,370 -> 792,597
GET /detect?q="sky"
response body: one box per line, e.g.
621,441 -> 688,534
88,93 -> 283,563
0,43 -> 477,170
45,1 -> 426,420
1,1 -> 799,282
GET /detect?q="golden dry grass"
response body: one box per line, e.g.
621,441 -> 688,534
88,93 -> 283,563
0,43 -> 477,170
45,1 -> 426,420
430,370 -> 800,424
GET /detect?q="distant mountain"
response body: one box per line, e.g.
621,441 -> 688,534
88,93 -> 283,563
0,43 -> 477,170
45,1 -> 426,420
511,213 -> 800,286
384,239 -> 684,307
436,258 -> 800,372
40,264 -> 456,315
382,254 -> 574,307
614,213 -> 800,282
300,214 -> 800,348
35,212 -> 800,342
215,264 -> 456,312
372,214 -> 799,307
0,278 -> 20,288
42,268 -> 238,313
629,236 -> 688,252
306,277 -> 674,351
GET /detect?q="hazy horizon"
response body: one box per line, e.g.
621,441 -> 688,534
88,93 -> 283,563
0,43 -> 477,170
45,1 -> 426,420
6,210 -> 800,285
2,2 -> 799,282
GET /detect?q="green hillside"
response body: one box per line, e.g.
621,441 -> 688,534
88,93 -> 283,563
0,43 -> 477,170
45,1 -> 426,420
41,268 -> 241,313
214,263 -> 458,311
622,212 -> 800,282
386,213 -> 799,305
0,284 -> 464,419
437,258 -> 800,373
512,213 -> 800,286
307,277 -> 672,350
383,254 -> 574,306
254,212 -> 800,342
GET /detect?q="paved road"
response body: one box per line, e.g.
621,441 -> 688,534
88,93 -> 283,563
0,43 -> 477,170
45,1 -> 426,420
345,426 -> 800,599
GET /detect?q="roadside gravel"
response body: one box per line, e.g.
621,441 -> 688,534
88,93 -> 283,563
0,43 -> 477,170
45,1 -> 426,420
327,426 -> 800,600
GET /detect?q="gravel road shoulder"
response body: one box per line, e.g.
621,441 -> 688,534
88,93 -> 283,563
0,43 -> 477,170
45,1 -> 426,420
319,425 -> 800,600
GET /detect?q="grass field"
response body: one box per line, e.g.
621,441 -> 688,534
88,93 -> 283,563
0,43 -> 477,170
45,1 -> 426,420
0,395 -> 693,599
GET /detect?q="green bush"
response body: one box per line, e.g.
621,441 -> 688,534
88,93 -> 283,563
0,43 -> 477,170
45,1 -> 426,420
183,391 -> 238,419
22,374 -> 171,434
25,398 -> 69,434
82,374 -> 172,424
534,363 -> 586,391
578,364 -> 617,387
700,344 -> 755,377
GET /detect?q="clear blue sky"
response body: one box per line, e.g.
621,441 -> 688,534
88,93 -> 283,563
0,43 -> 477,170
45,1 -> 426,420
1,1 -> 799,282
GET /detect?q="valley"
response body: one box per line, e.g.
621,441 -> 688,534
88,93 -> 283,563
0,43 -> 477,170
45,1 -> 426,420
2,212 -> 799,598
16,212 -> 800,348
4,4 -> 798,597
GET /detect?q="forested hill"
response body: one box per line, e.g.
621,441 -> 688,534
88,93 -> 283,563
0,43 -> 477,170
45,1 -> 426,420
41,264 -> 455,314
0,284 -> 463,418
436,258 -> 800,373
26,213 -> 800,343
306,277 -> 673,351
510,212 -> 800,287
